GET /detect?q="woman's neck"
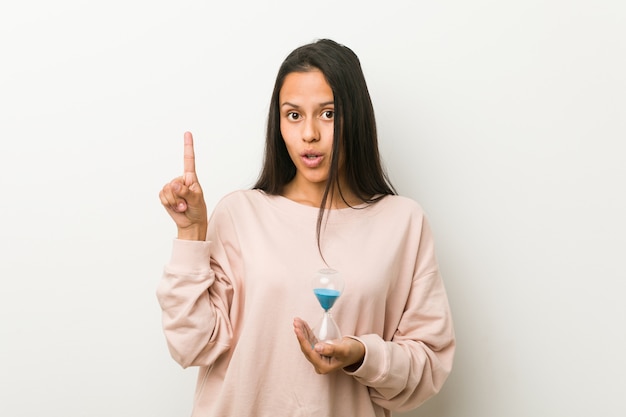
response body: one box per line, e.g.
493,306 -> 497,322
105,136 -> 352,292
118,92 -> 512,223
281,179 -> 361,209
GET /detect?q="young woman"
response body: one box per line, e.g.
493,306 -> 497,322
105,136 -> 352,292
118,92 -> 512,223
158,39 -> 455,417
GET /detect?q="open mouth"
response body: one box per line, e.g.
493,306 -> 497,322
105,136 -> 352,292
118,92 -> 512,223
300,153 -> 324,168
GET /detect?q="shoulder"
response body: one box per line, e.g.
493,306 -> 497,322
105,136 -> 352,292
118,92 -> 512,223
215,189 -> 265,208
373,194 -> 427,219
208,189 -> 264,221
211,189 -> 286,217
365,195 -> 434,237
208,190 -> 269,237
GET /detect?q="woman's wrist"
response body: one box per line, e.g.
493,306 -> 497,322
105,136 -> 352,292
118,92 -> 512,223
344,357 -> 364,373
343,338 -> 366,373
177,224 -> 208,241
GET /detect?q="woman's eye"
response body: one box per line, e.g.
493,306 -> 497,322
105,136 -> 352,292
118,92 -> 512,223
287,112 -> 300,121
322,110 -> 334,120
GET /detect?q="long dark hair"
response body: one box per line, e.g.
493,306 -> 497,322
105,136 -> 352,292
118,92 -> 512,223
254,39 -> 396,253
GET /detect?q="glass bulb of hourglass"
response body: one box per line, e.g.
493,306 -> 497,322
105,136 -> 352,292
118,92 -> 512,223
312,268 -> 344,344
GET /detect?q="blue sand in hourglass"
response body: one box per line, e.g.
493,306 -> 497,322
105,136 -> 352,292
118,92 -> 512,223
314,288 -> 340,311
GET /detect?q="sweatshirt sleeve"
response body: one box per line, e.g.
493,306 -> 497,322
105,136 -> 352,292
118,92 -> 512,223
155,239 -> 234,368
345,214 -> 455,411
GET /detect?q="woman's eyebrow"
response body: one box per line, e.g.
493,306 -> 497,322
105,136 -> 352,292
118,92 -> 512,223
280,101 -> 334,108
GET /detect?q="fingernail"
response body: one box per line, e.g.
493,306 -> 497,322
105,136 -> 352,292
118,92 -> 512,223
177,202 -> 185,211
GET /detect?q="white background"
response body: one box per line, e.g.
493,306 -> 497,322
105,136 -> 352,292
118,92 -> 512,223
1,1 -> 625,416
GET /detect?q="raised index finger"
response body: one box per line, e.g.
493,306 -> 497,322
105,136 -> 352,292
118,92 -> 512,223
183,131 -> 196,185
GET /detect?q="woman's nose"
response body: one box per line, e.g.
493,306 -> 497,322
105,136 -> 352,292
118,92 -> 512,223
302,119 -> 319,142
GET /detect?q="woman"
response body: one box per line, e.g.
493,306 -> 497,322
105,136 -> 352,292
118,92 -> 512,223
158,39 -> 455,417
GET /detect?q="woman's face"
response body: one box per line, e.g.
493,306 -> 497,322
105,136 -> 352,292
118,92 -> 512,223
279,70 -> 335,190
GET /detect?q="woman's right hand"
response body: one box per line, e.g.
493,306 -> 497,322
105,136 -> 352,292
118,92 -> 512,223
159,132 -> 208,240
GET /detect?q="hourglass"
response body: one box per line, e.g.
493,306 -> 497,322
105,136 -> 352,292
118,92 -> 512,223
312,268 -> 344,343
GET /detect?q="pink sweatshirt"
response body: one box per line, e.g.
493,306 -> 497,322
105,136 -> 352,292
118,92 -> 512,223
157,190 -> 455,417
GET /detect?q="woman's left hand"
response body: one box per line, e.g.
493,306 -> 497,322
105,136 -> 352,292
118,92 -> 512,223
293,317 -> 365,374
